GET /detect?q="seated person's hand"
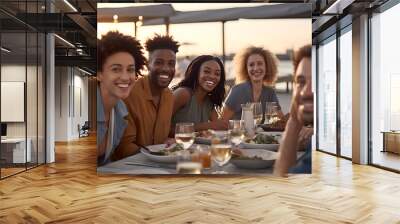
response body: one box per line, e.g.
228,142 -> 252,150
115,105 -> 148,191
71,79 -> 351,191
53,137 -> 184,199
198,130 -> 212,138
232,148 -> 243,156
267,113 -> 288,130
164,138 -> 176,148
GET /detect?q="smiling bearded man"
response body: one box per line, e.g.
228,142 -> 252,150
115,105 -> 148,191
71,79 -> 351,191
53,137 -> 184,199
274,45 -> 313,176
112,35 -> 180,160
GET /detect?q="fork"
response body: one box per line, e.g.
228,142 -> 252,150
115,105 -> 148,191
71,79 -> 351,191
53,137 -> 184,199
132,141 -> 164,156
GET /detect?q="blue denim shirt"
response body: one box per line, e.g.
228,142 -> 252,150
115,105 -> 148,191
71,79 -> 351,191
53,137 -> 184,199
289,141 -> 312,174
97,87 -> 129,166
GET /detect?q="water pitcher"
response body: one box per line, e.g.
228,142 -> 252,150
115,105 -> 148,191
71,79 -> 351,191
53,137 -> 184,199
241,103 -> 255,137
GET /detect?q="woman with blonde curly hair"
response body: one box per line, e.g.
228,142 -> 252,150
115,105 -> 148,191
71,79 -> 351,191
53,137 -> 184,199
221,46 -> 284,120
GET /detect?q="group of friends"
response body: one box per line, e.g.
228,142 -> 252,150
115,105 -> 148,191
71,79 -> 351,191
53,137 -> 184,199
97,31 -> 313,175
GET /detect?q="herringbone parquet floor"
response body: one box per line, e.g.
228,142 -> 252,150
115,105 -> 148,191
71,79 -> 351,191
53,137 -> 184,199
1,135 -> 399,224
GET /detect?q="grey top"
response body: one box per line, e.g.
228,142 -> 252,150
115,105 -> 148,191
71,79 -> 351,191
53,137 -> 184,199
224,81 -> 281,120
172,89 -> 214,125
97,86 -> 129,166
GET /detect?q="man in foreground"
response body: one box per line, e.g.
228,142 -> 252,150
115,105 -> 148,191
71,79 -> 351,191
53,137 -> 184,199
274,45 -> 313,176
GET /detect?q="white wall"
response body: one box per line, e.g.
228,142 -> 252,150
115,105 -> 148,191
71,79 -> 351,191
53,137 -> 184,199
54,67 -> 89,141
1,65 -> 26,141
1,64 -> 45,163
55,66 -> 69,141
1,65 -> 29,138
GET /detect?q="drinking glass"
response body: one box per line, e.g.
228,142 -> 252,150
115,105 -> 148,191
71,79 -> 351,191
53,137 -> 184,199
176,150 -> 202,174
253,102 -> 263,125
175,123 -> 195,150
229,120 -> 245,146
265,102 -> 280,125
192,145 -> 211,170
241,103 -> 255,138
210,130 -> 231,174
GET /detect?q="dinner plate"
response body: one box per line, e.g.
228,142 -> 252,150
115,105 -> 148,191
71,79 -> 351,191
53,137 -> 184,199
254,131 -> 283,143
195,132 -> 281,150
194,131 -> 212,145
256,131 -> 283,136
230,149 -> 277,169
194,137 -> 211,145
259,124 -> 285,132
240,132 -> 281,150
239,142 -> 280,151
140,144 -> 179,163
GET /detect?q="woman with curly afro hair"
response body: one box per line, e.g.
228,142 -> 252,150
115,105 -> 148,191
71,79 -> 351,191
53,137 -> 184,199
97,31 -> 146,166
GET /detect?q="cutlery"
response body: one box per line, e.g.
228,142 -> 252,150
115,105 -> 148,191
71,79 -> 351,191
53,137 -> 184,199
132,141 -> 165,156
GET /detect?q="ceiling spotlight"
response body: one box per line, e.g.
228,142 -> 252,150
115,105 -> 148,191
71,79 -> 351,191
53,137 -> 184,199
323,0 -> 355,15
1,47 -> 11,53
63,0 -> 78,12
78,67 -> 92,76
54,34 -> 75,48
113,14 -> 118,23
139,16 -> 143,21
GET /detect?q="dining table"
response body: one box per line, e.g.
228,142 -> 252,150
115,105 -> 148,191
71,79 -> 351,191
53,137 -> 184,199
97,144 -> 305,175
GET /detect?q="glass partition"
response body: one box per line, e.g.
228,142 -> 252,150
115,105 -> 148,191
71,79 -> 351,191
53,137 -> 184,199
339,27 -> 352,158
27,31 -> 38,169
317,35 -> 337,154
1,31 -> 28,177
37,32 -> 45,165
0,1 -> 46,179
370,2 -> 400,171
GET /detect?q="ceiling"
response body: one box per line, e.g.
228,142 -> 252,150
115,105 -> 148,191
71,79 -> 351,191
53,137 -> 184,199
0,0 -> 97,73
311,0 -> 390,43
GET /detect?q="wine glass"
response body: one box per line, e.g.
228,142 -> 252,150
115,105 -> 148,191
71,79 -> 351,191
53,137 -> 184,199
229,120 -> 245,147
175,123 -> 195,150
265,102 -> 280,125
253,102 -> 263,125
210,130 -> 231,174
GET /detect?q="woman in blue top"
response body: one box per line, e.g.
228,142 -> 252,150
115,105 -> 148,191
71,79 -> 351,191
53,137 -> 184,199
221,46 -> 284,121
97,31 -> 146,166
171,55 -> 228,134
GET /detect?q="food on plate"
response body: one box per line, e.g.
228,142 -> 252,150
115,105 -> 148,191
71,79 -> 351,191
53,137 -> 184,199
245,133 -> 279,144
231,153 -> 263,160
261,113 -> 288,131
196,130 -> 213,138
156,144 -> 184,156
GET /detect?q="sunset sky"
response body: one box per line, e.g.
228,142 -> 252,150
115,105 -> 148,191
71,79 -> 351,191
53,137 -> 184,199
97,3 -> 311,57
